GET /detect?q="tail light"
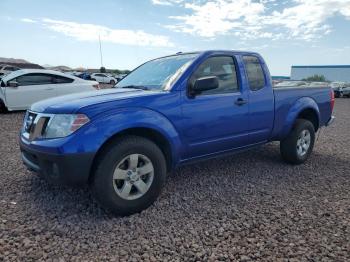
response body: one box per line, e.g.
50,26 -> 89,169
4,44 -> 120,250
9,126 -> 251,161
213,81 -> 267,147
330,89 -> 335,112
93,84 -> 100,90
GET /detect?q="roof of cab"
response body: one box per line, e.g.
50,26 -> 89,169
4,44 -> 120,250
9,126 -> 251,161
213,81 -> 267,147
172,50 -> 260,56
146,50 -> 261,65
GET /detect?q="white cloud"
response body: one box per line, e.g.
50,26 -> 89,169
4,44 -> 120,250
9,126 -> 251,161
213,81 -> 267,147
151,0 -> 183,6
263,0 -> 350,40
165,0 -> 350,41
168,0 -> 265,38
21,18 -> 37,23
33,18 -> 173,47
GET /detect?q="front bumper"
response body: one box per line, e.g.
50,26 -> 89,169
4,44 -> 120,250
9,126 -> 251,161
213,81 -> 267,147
326,115 -> 335,127
20,139 -> 95,186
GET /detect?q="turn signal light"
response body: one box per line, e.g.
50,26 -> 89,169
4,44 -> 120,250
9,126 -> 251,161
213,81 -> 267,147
70,114 -> 90,132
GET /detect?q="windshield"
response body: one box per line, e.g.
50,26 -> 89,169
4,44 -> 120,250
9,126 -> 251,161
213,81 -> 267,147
116,54 -> 198,91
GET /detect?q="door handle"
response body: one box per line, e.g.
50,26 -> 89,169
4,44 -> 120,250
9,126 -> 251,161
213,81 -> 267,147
45,88 -> 54,90
235,98 -> 247,106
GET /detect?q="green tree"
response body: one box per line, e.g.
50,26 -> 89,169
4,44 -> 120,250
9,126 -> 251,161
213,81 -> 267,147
100,66 -> 106,73
302,74 -> 327,82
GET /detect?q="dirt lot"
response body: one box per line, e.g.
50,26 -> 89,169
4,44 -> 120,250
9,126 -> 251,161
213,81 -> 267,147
0,99 -> 349,261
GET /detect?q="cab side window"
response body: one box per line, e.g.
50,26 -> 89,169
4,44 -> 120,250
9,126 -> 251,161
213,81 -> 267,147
189,56 -> 239,96
242,56 -> 265,91
15,73 -> 53,86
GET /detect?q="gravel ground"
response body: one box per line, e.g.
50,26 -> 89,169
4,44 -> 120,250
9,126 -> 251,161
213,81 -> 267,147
0,99 -> 349,261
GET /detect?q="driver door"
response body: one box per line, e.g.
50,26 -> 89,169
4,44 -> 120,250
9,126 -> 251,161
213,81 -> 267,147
181,55 -> 250,159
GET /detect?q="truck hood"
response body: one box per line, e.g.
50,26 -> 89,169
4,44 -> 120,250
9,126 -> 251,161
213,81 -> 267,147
30,88 -> 163,115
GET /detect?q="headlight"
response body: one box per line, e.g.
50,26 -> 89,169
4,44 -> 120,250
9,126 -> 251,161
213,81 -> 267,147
43,114 -> 90,139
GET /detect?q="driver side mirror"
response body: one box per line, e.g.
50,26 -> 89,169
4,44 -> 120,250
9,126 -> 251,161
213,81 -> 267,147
7,80 -> 18,88
189,76 -> 219,97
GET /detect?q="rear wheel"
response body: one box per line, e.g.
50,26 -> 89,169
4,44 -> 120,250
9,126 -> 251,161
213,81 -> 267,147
91,136 -> 167,216
280,119 -> 315,164
110,80 -> 116,86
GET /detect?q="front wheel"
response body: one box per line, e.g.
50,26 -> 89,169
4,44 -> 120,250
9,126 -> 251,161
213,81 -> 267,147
0,99 -> 8,113
280,119 -> 315,164
110,80 -> 116,85
91,136 -> 167,216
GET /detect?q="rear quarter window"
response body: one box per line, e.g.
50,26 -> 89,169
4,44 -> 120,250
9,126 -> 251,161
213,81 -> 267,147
243,56 -> 265,91
53,75 -> 74,84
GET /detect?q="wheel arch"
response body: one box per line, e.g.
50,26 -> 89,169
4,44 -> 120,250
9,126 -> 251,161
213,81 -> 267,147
89,127 -> 174,183
280,97 -> 320,139
296,108 -> 319,132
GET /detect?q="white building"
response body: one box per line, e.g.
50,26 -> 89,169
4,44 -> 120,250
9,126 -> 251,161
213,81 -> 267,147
291,65 -> 350,82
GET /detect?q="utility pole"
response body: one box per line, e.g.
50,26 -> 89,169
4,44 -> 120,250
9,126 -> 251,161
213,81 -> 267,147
99,34 -> 104,68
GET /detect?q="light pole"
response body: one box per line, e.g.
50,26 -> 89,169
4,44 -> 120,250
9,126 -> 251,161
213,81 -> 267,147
99,34 -> 104,68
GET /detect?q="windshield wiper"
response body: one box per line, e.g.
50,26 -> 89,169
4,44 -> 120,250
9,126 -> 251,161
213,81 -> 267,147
120,85 -> 149,90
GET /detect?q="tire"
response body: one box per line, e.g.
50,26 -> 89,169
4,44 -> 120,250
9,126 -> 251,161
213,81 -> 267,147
91,136 -> 167,216
110,80 -> 116,85
280,119 -> 315,165
0,99 -> 8,113
91,78 -> 96,81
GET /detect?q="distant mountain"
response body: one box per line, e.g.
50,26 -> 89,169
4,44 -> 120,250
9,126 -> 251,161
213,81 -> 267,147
0,57 -> 129,73
0,57 -> 43,69
0,57 -> 30,64
46,65 -> 72,71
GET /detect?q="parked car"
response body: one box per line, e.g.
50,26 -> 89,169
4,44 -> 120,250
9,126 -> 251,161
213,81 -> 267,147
76,72 -> 91,80
20,51 -> 335,216
114,74 -> 127,82
0,64 -> 20,78
0,69 -> 99,112
307,82 -> 330,87
91,73 -> 117,85
340,83 -> 350,97
331,82 -> 348,97
274,80 -> 307,87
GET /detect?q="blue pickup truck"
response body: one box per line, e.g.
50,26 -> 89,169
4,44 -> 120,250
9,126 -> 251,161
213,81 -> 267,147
20,50 -> 335,215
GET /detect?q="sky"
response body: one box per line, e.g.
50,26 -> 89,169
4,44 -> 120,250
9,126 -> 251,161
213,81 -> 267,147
0,0 -> 350,76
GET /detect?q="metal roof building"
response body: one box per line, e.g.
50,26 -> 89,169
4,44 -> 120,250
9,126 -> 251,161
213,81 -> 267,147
291,65 -> 350,82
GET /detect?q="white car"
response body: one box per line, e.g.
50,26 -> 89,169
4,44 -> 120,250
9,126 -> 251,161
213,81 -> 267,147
90,73 -> 117,85
115,74 -> 127,82
0,69 -> 99,112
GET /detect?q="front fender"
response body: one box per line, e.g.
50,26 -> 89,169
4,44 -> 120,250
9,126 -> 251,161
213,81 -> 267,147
62,107 -> 183,167
279,97 -> 320,139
